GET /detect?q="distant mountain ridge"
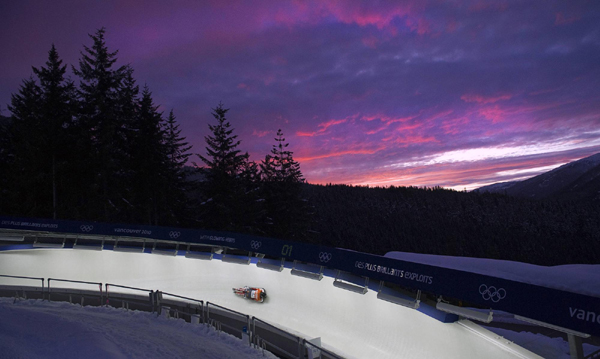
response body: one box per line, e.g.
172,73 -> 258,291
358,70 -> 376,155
476,152 -> 600,202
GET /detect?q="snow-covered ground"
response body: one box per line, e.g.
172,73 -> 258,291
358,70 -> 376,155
0,248 -> 598,358
0,297 -> 276,359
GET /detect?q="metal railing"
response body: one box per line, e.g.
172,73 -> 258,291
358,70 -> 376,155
0,274 -> 45,290
252,317 -> 303,359
105,283 -> 155,312
0,276 -> 345,359
206,301 -> 251,341
47,278 -> 103,305
0,274 -> 45,300
303,338 -> 345,359
586,348 -> 600,359
161,291 -> 204,323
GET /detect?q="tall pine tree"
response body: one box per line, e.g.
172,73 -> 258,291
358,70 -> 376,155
32,45 -> 77,219
196,103 -> 260,232
5,78 -> 42,216
6,45 -> 76,218
162,109 -> 194,225
128,85 -> 167,225
73,28 -> 129,221
0,114 -> 11,213
260,129 -> 309,239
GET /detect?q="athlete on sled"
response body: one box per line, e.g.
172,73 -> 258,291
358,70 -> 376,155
233,286 -> 267,302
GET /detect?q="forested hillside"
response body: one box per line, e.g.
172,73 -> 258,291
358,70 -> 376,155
304,184 -> 600,266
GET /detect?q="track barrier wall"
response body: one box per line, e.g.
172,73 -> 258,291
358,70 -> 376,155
1,215 -> 600,338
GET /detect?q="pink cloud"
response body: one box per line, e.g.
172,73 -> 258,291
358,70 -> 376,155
303,152 -> 580,189
404,16 -> 431,35
361,35 -> 380,49
478,105 -> 506,123
271,1 -> 431,35
297,131 -> 318,137
360,114 -> 418,134
320,118 -> 347,130
385,134 -> 437,146
252,130 -> 271,137
441,117 -> 470,135
324,2 -> 416,30
362,114 -> 415,124
296,118 -> 348,137
461,93 -> 513,104
296,147 -> 382,162
555,12 -> 580,26
446,19 -> 459,33
423,109 -> 454,122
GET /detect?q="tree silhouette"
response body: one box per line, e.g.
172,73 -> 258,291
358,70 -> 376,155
196,103 -> 260,232
73,27 -> 129,221
260,129 -> 309,239
6,45 -> 76,218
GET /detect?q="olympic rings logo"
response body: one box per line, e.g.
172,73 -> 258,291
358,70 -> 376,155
168,231 -> 181,239
250,240 -> 262,250
319,252 -> 332,263
80,225 -> 94,232
479,284 -> 506,302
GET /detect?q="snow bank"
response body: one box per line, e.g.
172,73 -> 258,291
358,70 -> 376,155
0,297 -> 276,359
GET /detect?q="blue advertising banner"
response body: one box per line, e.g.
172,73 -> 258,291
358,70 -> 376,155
1,215 -> 599,337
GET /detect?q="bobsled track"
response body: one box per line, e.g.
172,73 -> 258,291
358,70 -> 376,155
1,215 -> 599,358
2,249 -> 535,359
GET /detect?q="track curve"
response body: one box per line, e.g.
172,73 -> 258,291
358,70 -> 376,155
0,248 -> 539,359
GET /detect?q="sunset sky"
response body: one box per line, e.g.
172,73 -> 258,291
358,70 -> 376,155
2,0 -> 600,190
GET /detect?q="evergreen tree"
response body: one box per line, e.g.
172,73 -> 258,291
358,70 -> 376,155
73,28 -> 129,221
0,114 -> 12,213
116,67 -> 140,222
261,129 -> 303,183
5,45 -> 76,218
128,86 -> 167,225
260,129 -> 309,239
5,78 -> 42,216
118,67 -> 140,147
162,109 -> 194,225
31,45 -> 77,218
196,103 -> 260,232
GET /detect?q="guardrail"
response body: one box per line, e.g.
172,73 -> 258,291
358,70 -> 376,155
0,276 -> 344,359
161,291 -> 204,323
206,301 -> 251,341
252,317 -> 303,359
304,338 -> 344,359
0,274 -> 45,300
105,283 -> 154,311
586,348 -> 600,359
48,278 -> 103,306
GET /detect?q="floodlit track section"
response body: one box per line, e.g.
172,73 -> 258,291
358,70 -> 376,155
1,215 -> 598,358
1,249 -> 540,359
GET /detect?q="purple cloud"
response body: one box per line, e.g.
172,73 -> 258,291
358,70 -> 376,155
1,0 -> 599,190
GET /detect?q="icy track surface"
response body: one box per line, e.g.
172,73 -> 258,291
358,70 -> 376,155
0,249 -> 539,359
0,297 -> 277,359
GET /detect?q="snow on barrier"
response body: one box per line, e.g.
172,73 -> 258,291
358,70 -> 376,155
2,214 -> 600,339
